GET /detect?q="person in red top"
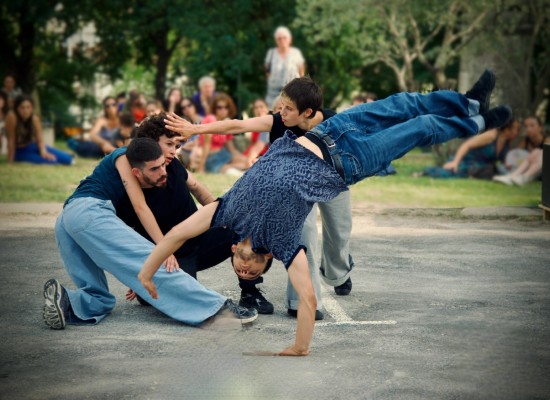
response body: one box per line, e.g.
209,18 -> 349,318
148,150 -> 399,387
196,93 -> 247,174
243,98 -> 270,167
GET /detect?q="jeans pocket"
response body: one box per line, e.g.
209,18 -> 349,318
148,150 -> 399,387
339,152 -> 363,185
64,198 -> 105,235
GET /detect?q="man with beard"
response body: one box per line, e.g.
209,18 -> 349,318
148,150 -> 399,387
43,136 -> 257,330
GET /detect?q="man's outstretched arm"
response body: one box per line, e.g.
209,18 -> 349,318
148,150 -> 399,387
138,202 -> 219,298
164,112 -> 273,139
279,249 -> 316,356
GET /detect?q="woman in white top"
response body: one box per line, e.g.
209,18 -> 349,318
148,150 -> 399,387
264,26 -> 305,106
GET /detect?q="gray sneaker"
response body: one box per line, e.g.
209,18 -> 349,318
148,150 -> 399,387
222,299 -> 258,324
43,279 -> 70,330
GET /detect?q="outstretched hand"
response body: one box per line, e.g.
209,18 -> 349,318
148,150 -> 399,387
443,160 -> 459,172
164,112 -> 195,139
138,273 -> 158,300
126,288 -> 137,301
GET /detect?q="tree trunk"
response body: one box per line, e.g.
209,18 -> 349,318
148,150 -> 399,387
17,7 -> 36,93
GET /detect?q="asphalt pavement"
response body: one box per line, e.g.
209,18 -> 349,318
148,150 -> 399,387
0,203 -> 549,400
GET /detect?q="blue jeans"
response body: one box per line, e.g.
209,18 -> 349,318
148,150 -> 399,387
205,147 -> 232,173
15,143 -> 73,165
55,197 -> 226,325
309,91 -> 483,185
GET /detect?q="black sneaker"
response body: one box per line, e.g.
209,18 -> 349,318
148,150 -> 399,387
222,299 -> 258,324
239,288 -> 274,315
481,106 -> 513,131
465,69 -> 496,114
334,277 -> 352,296
43,279 -> 70,330
287,309 -> 324,321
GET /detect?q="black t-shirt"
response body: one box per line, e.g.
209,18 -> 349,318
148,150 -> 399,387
116,160 -> 199,257
269,108 -> 337,144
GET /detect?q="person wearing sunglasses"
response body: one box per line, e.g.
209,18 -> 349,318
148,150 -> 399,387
88,96 -> 122,155
197,93 -> 247,175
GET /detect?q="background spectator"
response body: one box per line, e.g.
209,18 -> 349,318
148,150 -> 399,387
192,76 -> 216,117
112,112 -> 135,148
493,116 -> 548,186
0,91 -> 8,152
163,87 -> 183,116
5,94 -> 72,165
125,90 -> 146,123
145,99 -> 164,117
264,26 -> 305,106
67,96 -> 121,158
421,119 -> 520,179
197,93 -> 247,175
176,97 -> 202,169
2,74 -> 22,110
243,98 -> 270,167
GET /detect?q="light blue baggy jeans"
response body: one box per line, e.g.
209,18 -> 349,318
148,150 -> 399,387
54,197 -> 226,325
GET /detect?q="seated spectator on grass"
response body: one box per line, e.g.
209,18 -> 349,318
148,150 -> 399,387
5,95 -> 73,165
2,74 -> 22,110
163,88 -> 183,116
125,90 -> 147,123
68,97 -> 126,158
0,90 -> 8,151
176,97 -> 202,169
421,118 -> 520,179
243,98 -> 270,168
115,91 -> 127,114
112,112 -> 135,148
145,99 -> 164,117
196,93 -> 247,175
493,116 -> 548,186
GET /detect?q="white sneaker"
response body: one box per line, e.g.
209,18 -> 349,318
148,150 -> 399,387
511,175 -> 529,186
224,167 -> 244,177
492,175 -> 513,185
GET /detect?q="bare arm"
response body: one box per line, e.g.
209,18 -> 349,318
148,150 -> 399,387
164,112 -> 273,139
444,129 -> 497,172
197,135 -> 211,173
279,249 -> 316,356
186,170 -> 215,206
115,155 -> 164,244
90,117 -> 116,154
138,202 -> 218,298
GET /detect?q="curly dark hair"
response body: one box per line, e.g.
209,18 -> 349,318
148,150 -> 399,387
133,113 -> 180,142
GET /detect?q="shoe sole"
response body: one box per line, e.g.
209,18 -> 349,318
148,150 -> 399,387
43,279 -> 66,330
238,313 -> 258,324
481,71 -> 496,113
239,300 -> 274,315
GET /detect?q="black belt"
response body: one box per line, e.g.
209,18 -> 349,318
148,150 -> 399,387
305,132 -> 345,182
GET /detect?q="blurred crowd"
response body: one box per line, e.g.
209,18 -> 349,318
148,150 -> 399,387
0,25 -> 547,186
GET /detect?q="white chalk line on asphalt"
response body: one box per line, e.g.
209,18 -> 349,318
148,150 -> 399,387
317,283 -> 397,327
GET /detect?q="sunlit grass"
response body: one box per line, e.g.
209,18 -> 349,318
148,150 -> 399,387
0,144 -> 541,208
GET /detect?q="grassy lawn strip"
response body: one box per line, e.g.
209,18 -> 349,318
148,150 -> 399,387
0,146 -> 541,207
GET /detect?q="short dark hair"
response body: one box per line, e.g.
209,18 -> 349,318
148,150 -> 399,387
230,253 -> 273,275
125,137 -> 163,169
133,113 -> 179,142
119,112 -> 135,128
281,76 -> 323,118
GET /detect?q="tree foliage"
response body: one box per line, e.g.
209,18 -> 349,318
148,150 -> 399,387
86,0 -> 296,110
295,0 -> 499,93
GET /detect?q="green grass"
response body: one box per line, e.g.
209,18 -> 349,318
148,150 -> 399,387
0,143 -> 541,208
